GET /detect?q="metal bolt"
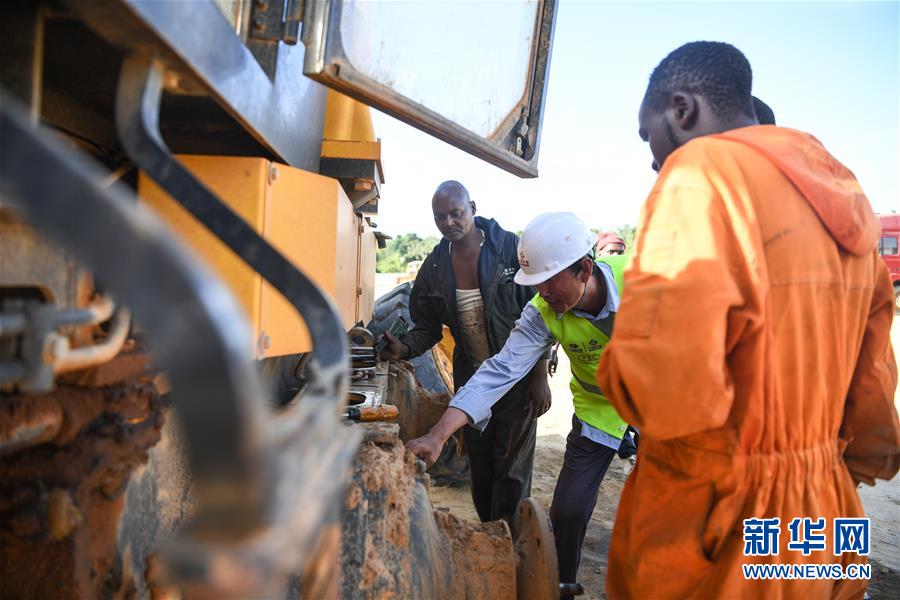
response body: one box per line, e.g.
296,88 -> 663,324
257,332 -> 272,355
515,136 -> 524,157
353,179 -> 374,192
47,489 -> 82,540
268,164 -> 279,184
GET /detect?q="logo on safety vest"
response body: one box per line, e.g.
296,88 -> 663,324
568,341 -> 603,354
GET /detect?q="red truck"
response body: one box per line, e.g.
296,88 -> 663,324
878,214 -> 900,311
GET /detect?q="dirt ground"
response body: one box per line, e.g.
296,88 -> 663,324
427,319 -> 900,599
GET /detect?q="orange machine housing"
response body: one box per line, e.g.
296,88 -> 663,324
138,156 -> 375,359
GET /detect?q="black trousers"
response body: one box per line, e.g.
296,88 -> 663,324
462,404 -> 537,526
550,415 -> 625,589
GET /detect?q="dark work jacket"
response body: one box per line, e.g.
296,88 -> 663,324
403,217 -> 539,415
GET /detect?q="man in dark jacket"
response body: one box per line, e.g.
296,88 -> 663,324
381,180 -> 550,524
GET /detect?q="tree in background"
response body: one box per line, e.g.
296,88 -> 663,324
376,232 -> 440,273
590,225 -> 637,255
614,224 -> 636,251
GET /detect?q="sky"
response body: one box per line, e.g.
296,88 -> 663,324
368,0 -> 899,237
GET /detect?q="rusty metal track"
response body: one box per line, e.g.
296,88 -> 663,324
0,88 -> 359,591
0,87 -> 269,533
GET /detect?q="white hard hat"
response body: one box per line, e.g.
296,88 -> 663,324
514,212 -> 595,286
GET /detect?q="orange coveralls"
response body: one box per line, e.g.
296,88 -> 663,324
597,126 -> 899,598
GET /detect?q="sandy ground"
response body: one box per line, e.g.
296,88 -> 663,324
858,317 -> 900,597
425,318 -> 900,599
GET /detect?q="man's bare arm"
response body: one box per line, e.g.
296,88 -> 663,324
406,408 -> 469,467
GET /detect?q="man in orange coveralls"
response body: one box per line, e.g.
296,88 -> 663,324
597,41 -> 899,599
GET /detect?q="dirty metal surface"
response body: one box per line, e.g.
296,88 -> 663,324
0,0 -> 43,120
347,360 -> 389,409
0,86 -> 271,537
385,360 -> 469,487
59,345 -> 156,388
335,423 -> 518,600
0,214 -> 93,315
0,88 -> 359,595
65,0 -> 326,171
515,497 -> 560,600
2,298 -> 132,392
117,408 -> 194,598
0,382 -> 165,598
385,361 -> 451,443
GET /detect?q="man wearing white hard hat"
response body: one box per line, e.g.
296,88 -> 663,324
408,211 -> 635,594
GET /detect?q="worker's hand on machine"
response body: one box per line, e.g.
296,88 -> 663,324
406,433 -> 444,467
379,331 -> 408,361
407,408 -> 468,467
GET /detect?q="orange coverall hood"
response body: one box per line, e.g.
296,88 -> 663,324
714,126 -> 881,257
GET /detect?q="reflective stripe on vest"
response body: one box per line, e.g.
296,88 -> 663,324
531,255 -> 628,439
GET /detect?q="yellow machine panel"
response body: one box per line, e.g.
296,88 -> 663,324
138,157 -> 266,352
356,220 -> 377,325
261,164 -> 360,357
138,156 -> 360,358
320,140 -> 382,162
323,89 -> 376,143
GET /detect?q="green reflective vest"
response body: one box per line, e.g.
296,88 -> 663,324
531,256 -> 628,439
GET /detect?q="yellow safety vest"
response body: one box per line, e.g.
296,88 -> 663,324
531,256 -> 628,439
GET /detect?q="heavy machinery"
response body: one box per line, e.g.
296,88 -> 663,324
876,214 -> 900,311
0,1 -> 559,597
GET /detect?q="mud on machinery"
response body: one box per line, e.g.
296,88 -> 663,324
0,1 -> 564,597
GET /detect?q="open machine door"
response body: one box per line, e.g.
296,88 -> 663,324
303,0 -> 557,178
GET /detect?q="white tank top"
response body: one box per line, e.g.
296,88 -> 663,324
456,288 -> 491,367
